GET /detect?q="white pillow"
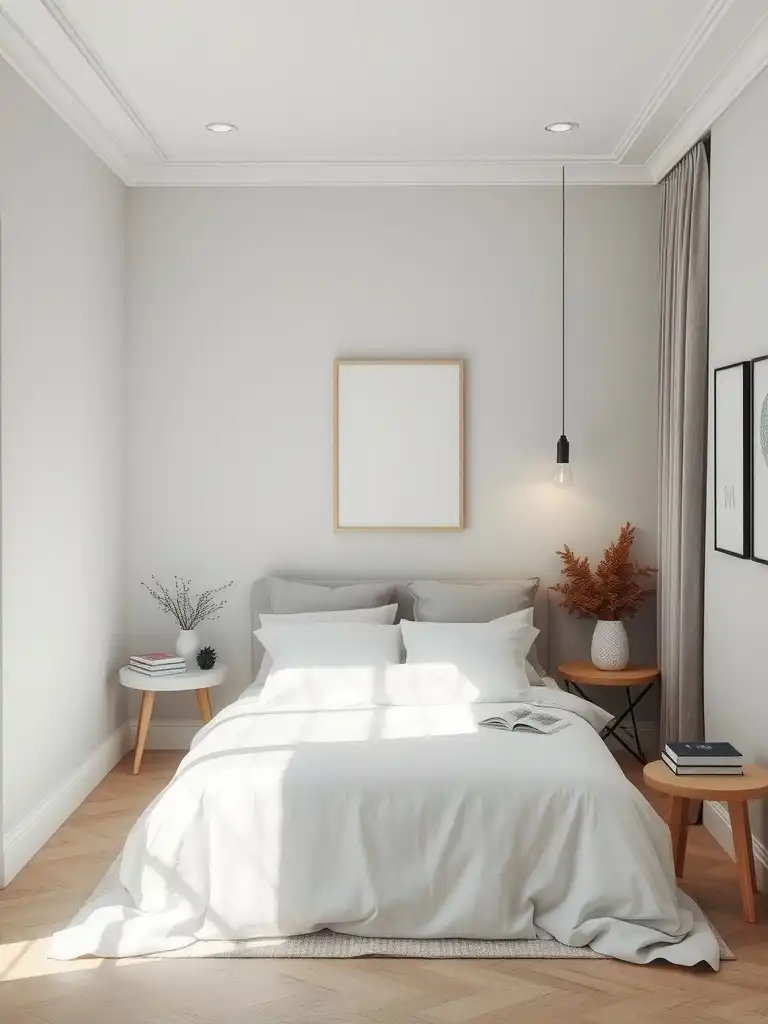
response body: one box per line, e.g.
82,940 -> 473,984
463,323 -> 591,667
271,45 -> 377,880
248,604 -> 398,695
256,622 -> 402,709
479,608 -> 542,686
471,607 -> 551,685
400,617 -> 539,702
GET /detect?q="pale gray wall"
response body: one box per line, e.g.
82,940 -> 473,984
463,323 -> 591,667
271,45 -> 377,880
706,68 -> 768,845
0,55 -> 126,874
126,184 -> 661,721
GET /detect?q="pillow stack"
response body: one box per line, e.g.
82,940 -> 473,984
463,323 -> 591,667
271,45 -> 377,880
407,578 -> 548,683
257,621 -> 402,710
251,576 -> 548,708
400,608 -> 538,703
251,578 -> 398,691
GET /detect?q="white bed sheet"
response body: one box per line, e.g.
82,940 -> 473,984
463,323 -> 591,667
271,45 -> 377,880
50,693 -> 719,968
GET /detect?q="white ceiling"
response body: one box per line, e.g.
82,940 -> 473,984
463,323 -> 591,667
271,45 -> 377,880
1,0 -> 767,185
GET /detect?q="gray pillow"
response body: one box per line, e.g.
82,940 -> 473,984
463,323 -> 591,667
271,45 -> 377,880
409,578 -> 545,681
408,579 -> 540,622
266,577 -> 395,614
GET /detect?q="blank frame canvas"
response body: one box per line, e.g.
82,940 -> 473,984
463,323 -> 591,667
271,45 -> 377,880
752,355 -> 768,564
335,360 -> 464,530
714,361 -> 750,558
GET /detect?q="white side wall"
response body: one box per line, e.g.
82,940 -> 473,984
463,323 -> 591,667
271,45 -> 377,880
127,185 -> 661,725
0,56 -> 127,883
705,68 -> 768,857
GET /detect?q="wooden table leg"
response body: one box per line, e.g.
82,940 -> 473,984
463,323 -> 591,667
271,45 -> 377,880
196,687 -> 213,723
133,691 -> 155,775
728,800 -> 758,923
669,795 -> 690,878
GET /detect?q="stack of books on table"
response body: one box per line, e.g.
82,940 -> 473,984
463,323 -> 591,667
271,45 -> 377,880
129,653 -> 187,678
662,742 -> 743,776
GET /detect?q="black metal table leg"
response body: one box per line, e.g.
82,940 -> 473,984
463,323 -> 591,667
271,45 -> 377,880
626,685 -> 645,762
561,678 -> 655,765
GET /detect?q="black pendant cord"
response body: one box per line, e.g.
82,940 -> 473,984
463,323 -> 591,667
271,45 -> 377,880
561,164 -> 566,439
553,164 -> 571,477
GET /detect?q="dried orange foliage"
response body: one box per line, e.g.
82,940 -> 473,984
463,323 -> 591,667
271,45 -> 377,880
552,522 -> 655,621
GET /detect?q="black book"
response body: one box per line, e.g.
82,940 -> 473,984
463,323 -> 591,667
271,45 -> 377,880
661,752 -> 743,776
665,742 -> 742,766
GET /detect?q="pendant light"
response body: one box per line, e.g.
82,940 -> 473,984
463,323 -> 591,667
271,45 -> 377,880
552,165 -> 573,487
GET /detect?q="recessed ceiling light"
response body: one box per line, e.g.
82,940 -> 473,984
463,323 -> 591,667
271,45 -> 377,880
545,122 -> 579,133
206,122 -> 238,133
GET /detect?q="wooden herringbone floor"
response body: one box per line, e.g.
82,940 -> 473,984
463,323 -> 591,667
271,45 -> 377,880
2,752 -> 768,1023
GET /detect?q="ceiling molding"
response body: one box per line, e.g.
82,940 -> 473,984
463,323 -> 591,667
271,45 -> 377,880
647,11 -> 768,181
0,3 -> 132,181
0,0 -> 766,188
38,0 -> 166,161
133,160 -> 654,188
613,0 -> 735,161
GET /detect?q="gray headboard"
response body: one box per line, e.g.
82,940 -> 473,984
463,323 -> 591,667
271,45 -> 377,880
250,574 -> 550,683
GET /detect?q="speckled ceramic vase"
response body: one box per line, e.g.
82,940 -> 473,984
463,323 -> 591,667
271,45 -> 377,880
590,620 -> 629,671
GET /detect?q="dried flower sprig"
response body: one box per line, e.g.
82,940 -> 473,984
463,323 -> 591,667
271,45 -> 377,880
141,576 -> 233,630
552,523 -> 655,621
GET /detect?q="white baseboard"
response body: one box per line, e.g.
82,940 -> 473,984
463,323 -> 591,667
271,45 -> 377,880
2,723 -> 132,887
128,718 -> 202,751
703,800 -> 768,893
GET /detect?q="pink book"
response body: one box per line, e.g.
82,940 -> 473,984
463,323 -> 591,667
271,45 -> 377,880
131,652 -> 185,665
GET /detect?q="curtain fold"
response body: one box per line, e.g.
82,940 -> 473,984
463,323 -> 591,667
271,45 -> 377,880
657,141 -> 710,750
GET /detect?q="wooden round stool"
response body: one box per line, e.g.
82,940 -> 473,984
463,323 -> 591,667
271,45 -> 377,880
120,663 -> 228,774
644,759 -> 768,922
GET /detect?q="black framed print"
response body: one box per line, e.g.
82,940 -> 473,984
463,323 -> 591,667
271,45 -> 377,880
752,355 -> 768,564
714,360 -> 751,558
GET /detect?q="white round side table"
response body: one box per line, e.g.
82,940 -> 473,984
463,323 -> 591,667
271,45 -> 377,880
119,663 -> 228,774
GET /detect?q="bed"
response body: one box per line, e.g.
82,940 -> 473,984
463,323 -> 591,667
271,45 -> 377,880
50,576 -> 719,968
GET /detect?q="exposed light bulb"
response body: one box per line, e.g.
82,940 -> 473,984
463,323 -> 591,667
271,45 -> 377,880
552,462 -> 573,487
552,434 -> 573,487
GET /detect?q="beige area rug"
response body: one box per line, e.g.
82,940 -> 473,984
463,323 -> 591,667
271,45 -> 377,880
150,926 -> 735,961
64,860 -> 735,962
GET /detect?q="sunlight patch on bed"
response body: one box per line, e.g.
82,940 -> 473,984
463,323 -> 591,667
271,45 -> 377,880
259,665 -> 383,709
379,702 -> 480,739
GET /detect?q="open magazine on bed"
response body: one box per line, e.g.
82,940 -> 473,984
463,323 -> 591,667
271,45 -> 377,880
479,705 -> 570,734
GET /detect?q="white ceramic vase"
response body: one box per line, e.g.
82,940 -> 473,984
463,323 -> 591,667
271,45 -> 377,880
590,619 -> 629,671
176,628 -> 200,664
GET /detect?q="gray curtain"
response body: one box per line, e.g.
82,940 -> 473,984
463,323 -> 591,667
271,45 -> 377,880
657,141 -> 709,750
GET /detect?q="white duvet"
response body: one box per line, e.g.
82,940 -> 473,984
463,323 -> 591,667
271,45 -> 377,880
50,691 -> 719,968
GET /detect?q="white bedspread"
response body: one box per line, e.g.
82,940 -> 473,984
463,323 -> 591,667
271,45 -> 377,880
50,694 -> 719,967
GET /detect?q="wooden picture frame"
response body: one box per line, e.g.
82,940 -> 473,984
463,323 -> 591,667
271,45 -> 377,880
334,359 -> 465,531
714,360 -> 751,559
751,355 -> 768,564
